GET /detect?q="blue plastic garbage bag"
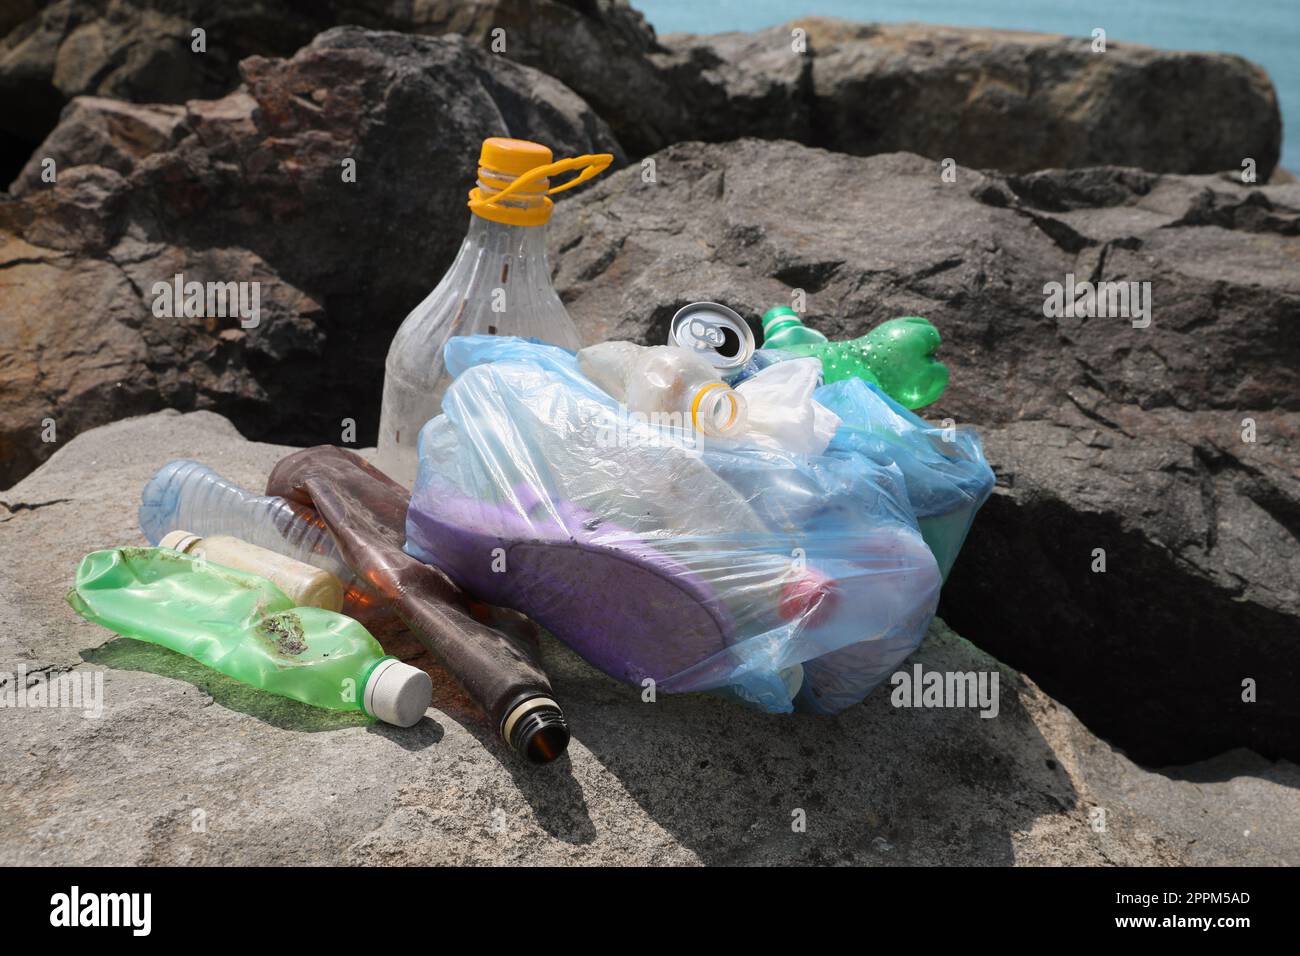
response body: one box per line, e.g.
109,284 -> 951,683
815,378 -> 995,579
403,336 -> 976,714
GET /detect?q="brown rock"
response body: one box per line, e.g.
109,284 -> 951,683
0,27 -> 623,488
0,1 -> 649,178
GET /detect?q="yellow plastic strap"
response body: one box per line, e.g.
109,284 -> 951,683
690,383 -> 735,432
468,153 -> 613,216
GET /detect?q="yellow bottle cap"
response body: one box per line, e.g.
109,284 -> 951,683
480,137 -> 553,178
468,137 -> 613,227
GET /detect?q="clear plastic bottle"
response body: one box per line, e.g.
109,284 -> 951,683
578,341 -> 749,439
375,137 -> 613,487
139,459 -> 358,593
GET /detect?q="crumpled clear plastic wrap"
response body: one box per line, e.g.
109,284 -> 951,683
404,336 -> 989,714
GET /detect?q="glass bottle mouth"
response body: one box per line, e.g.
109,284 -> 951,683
501,696 -> 569,764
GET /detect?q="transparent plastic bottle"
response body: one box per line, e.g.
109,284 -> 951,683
578,341 -> 749,439
139,459 -> 358,592
375,138 -> 613,487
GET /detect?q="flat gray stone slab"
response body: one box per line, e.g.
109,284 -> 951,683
1,411 -> 1295,864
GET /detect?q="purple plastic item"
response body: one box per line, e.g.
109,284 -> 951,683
406,479 -> 739,688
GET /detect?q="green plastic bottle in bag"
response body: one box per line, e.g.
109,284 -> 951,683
67,546 -> 430,726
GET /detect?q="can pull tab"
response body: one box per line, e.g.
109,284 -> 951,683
692,319 -> 726,348
468,153 -> 614,217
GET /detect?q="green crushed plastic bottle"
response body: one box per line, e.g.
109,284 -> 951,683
761,306 -> 831,349
760,308 -> 949,410
67,546 -> 430,725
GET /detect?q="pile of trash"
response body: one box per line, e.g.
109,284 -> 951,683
66,138 -> 994,764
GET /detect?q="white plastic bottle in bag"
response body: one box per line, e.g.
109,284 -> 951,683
578,341 -> 749,439
375,138 -> 613,487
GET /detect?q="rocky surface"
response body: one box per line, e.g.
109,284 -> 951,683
1,9 -> 1295,810
781,18 -> 1282,177
548,139 -> 1300,766
651,19 -> 1284,176
0,0 -> 315,182
2,5 -> 1283,182
5,111 -> 1295,770
1,410 -> 1296,865
0,25 -> 622,488
383,0 -> 679,158
3,9 -> 1288,493
656,20 -> 1280,177
0,1 -> 654,181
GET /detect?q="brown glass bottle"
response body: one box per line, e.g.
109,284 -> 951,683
266,446 -> 568,763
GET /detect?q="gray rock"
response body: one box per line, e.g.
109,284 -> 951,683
2,5 -> 1283,183
646,24 -> 815,148
1,410 -> 1295,864
548,138 -> 1300,765
647,17 -> 1283,177
382,0 -> 680,158
788,18 -> 1283,178
0,26 -> 623,488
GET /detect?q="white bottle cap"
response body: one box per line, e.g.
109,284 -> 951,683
363,659 -> 431,727
159,530 -> 202,553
